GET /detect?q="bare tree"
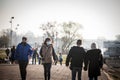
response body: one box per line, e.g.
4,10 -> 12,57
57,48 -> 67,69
0,29 -> 10,48
61,21 -> 82,54
40,22 -> 57,43
39,21 -> 83,54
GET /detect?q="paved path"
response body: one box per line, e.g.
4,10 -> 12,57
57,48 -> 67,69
0,64 -> 109,80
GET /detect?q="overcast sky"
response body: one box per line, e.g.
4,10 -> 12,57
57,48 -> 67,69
0,0 -> 120,40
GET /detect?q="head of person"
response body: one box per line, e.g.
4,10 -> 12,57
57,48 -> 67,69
76,39 -> 82,46
59,53 -> 62,55
91,43 -> 97,49
13,45 -> 15,49
22,37 -> 27,43
44,38 -> 52,45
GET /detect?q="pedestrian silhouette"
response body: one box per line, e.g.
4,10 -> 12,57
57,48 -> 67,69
59,53 -> 63,65
10,46 -> 16,64
84,43 -> 103,80
15,37 -> 33,80
5,48 -> 10,58
66,39 -> 86,80
32,48 -> 39,64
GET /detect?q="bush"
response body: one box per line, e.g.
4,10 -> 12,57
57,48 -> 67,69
0,49 -> 7,59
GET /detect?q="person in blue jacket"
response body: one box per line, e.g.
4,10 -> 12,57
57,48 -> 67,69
15,37 -> 33,80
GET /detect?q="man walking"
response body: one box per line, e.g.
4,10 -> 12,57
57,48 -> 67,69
66,39 -> 86,80
32,48 -> 39,64
15,37 -> 33,80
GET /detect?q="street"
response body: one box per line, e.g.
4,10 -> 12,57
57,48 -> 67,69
0,64 -> 110,80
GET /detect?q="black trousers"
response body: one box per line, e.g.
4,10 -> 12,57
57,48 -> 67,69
32,57 -> 37,64
43,63 -> 52,80
89,76 -> 98,80
72,67 -> 82,80
18,61 -> 28,80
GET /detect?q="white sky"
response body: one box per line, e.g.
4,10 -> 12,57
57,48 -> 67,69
0,0 -> 120,40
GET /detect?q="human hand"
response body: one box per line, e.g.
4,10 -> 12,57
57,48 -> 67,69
54,60 -> 57,65
84,67 -> 87,71
66,63 -> 69,67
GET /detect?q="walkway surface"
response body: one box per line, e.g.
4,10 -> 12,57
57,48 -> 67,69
0,64 -> 110,80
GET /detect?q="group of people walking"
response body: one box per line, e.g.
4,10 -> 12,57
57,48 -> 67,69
66,40 -> 103,80
7,36 -> 103,80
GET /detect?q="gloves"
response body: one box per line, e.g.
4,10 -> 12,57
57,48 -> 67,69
66,63 -> 69,67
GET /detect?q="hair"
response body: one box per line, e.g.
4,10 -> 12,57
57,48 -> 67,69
77,39 -> 82,45
12,46 -> 15,50
44,38 -> 51,45
91,43 -> 96,49
13,46 -> 15,48
22,37 -> 27,40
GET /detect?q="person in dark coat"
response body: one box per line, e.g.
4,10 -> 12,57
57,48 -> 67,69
15,37 -> 33,80
66,39 -> 86,80
10,46 -> 16,64
5,48 -> 10,63
84,43 -> 103,80
32,48 -> 39,64
5,48 -> 10,58
59,53 -> 63,65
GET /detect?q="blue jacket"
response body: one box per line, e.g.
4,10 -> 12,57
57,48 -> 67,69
15,42 -> 33,61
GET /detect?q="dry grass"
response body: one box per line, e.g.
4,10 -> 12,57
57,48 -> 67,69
0,50 -> 6,59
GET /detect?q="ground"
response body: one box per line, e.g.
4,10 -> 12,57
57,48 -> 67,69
0,64 -> 110,80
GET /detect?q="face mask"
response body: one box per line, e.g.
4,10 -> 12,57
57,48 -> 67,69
46,41 -> 51,45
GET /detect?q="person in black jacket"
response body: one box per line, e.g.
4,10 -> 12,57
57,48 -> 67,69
66,39 -> 86,80
84,43 -> 103,80
5,48 -> 10,58
32,48 -> 39,64
10,46 -> 16,64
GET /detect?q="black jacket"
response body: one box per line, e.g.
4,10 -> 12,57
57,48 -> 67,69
84,49 -> 103,77
66,46 -> 86,70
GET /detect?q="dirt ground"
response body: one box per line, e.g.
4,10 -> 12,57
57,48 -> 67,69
0,64 -> 111,80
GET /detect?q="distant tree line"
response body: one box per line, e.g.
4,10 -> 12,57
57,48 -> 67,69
40,21 -> 82,54
0,21 -> 84,54
0,29 -> 10,48
1,22 -> 83,53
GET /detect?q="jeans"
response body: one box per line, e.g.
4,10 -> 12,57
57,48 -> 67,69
32,57 -> 37,64
38,57 -> 41,64
59,61 -> 62,65
18,61 -> 28,80
89,76 -> 98,80
43,63 -> 52,80
72,67 -> 82,80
